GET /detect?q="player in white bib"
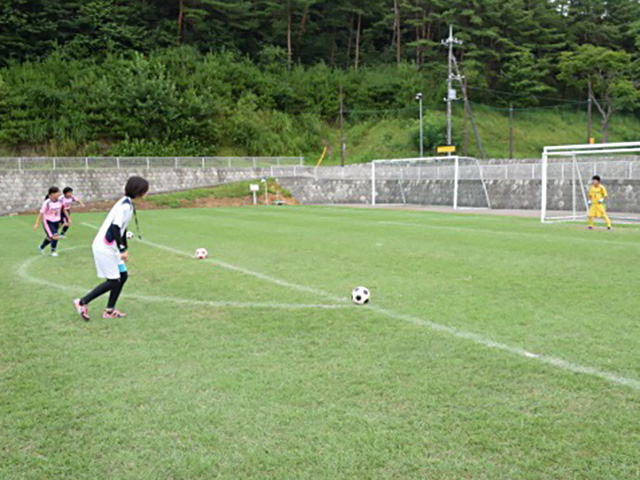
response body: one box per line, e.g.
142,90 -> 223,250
74,176 -> 149,321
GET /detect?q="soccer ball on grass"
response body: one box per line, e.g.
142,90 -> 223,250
195,248 -> 208,260
126,231 -> 134,240
351,286 -> 370,305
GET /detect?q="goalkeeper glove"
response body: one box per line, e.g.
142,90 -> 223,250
598,199 -> 604,204
588,200 -> 592,206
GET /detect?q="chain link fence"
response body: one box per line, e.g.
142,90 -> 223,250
0,156 -> 305,170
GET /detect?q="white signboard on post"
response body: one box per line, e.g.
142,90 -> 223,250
250,184 -> 259,204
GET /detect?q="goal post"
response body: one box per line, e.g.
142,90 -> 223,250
371,156 -> 491,209
541,142 -> 640,223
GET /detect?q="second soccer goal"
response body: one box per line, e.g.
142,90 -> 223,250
370,156 -> 491,209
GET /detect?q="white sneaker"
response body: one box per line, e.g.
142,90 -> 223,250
38,246 -> 45,255
51,252 -> 59,257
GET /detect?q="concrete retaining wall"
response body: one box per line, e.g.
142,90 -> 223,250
279,177 -> 640,213
4,167 -> 640,215
0,168 -> 274,214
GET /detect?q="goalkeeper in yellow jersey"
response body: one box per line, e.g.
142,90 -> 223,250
588,175 -> 612,230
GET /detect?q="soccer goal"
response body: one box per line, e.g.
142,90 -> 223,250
541,142 -> 640,223
371,156 -> 491,209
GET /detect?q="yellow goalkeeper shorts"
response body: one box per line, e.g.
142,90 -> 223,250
589,204 -> 607,217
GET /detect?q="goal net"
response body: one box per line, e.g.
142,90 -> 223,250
371,156 -> 491,209
541,142 -> 640,224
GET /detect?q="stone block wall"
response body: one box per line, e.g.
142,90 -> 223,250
0,167 -> 272,214
278,177 -> 640,213
3,167 -> 640,215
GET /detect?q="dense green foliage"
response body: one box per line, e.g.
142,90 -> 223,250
3,207 -> 640,478
0,0 -> 638,158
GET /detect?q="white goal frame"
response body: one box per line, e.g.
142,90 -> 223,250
371,156 -> 491,209
541,141 -> 640,223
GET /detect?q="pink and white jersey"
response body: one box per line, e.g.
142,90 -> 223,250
61,195 -> 79,209
40,198 -> 63,222
92,196 -> 133,255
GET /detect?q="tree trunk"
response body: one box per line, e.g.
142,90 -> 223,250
346,14 -> 354,68
330,31 -> 336,68
423,18 -> 431,65
394,0 -> 401,64
354,13 -> 362,71
589,85 -> 612,144
415,19 -> 420,64
298,4 -> 309,40
177,0 -> 185,45
390,16 -> 396,49
419,10 -> 427,66
602,114 -> 610,143
287,3 -> 292,70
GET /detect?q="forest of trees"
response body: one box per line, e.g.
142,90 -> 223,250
0,0 -> 638,158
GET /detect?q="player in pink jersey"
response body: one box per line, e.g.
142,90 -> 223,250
59,186 -> 85,238
33,187 -> 67,257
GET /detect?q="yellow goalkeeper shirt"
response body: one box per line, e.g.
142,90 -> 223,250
589,185 -> 608,204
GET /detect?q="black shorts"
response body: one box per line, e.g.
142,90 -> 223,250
43,220 -> 60,239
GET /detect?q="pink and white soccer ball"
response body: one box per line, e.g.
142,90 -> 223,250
195,248 -> 208,260
126,231 -> 134,240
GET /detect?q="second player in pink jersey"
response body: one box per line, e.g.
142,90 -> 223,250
60,186 -> 85,238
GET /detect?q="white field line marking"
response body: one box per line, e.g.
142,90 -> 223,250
80,224 -> 640,391
18,246 -> 348,311
377,221 -> 640,247
82,222 -> 347,304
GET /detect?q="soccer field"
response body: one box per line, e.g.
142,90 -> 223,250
2,206 -> 640,479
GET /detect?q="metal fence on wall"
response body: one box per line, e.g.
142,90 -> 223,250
272,157 -> 640,182
0,156 -> 305,170
3,156 -> 640,182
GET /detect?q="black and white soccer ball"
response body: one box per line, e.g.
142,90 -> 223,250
126,231 -> 134,240
351,286 -> 370,305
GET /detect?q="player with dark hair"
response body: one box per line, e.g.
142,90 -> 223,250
74,176 -> 149,321
588,175 -> 612,230
59,187 -> 85,238
34,187 -> 66,257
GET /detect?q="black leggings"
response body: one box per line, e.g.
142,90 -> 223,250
61,211 -> 70,234
40,220 -> 60,251
80,272 -> 129,310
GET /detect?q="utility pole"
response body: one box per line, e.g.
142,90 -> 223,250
587,89 -> 593,143
509,103 -> 514,159
462,78 -> 469,156
339,84 -> 346,167
441,25 -> 462,147
451,55 -> 486,159
416,93 -> 424,157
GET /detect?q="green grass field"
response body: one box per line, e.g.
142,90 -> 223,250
2,206 -> 640,479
